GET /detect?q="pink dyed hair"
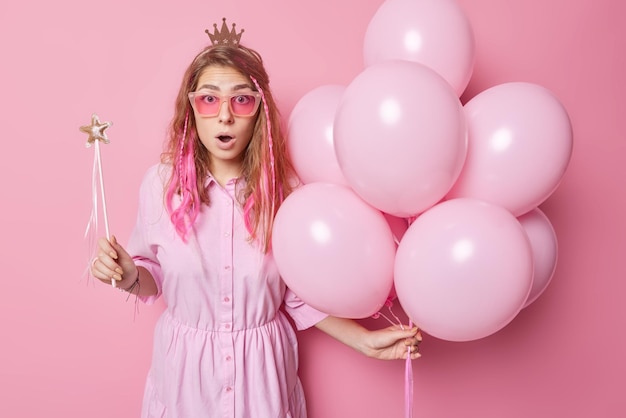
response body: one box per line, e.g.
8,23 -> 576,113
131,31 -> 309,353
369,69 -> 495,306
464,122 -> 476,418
161,43 -> 296,252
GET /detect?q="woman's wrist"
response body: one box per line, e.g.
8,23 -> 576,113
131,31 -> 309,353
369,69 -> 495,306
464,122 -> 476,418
120,267 -> 140,292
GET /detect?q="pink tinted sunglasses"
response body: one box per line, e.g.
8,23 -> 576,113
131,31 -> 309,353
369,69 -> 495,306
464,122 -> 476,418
188,91 -> 262,117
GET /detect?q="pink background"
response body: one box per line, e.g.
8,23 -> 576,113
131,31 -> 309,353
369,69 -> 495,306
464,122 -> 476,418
1,0 -> 624,417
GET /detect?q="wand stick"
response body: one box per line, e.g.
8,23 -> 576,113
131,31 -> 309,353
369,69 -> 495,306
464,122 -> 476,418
94,139 -> 111,240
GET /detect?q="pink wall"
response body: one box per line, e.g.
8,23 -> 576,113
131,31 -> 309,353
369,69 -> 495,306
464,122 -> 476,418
1,0 -> 624,417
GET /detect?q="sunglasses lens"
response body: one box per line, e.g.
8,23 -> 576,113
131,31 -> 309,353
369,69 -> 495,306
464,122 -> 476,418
230,95 -> 258,116
193,94 -> 220,116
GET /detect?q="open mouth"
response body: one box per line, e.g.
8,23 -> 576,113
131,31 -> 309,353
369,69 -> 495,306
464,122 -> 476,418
217,135 -> 234,143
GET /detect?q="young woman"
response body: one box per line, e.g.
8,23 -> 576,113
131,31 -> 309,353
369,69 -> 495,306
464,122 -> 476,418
91,20 -> 421,418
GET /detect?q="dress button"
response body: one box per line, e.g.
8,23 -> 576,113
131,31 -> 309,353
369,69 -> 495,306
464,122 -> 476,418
225,265 -> 231,270
225,324 -> 231,330
226,355 -> 232,361
225,386 -> 232,392
225,232 -> 231,237
223,296 -> 230,303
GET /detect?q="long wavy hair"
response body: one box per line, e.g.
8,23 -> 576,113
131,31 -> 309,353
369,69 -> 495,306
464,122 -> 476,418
161,43 -> 296,252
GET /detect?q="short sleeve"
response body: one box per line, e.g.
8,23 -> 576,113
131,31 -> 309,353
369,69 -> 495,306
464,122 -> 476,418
283,288 -> 328,330
126,164 -> 168,305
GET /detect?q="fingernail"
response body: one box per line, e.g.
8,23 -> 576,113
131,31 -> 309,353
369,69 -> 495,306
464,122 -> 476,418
112,274 -> 122,281
115,268 -> 123,274
109,251 -> 117,259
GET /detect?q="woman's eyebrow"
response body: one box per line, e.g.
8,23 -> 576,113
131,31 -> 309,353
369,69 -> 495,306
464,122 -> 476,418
232,83 -> 253,91
196,83 -> 253,91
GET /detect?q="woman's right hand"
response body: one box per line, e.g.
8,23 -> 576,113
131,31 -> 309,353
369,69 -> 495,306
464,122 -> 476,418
91,235 -> 138,289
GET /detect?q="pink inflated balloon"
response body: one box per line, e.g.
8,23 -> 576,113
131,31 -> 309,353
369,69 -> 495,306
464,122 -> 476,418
394,198 -> 533,341
518,208 -> 558,308
446,82 -> 573,216
287,85 -> 349,186
334,60 -> 467,218
363,0 -> 475,96
272,183 -> 396,318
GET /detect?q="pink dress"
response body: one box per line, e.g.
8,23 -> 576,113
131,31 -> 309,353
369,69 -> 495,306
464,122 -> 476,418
127,164 -> 327,418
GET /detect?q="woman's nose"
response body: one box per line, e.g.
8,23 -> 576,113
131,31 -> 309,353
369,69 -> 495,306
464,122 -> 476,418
217,99 -> 233,123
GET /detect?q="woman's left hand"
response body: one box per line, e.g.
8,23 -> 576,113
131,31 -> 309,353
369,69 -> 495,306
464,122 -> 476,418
315,316 -> 422,360
364,325 -> 422,360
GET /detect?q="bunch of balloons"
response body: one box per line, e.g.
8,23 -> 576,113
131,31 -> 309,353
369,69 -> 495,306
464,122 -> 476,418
272,0 -> 572,342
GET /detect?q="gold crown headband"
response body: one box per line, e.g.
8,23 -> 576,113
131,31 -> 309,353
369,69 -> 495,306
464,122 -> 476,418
206,18 -> 244,47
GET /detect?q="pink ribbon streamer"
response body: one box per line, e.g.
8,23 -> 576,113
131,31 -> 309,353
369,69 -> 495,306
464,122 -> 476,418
373,299 -> 414,417
405,319 -> 414,418
84,139 -> 113,286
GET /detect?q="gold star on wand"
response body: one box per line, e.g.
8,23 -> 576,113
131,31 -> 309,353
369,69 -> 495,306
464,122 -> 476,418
80,113 -> 112,147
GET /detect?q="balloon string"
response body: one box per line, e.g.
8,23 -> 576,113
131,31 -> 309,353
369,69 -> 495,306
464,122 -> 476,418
405,319 -> 414,418
372,310 -> 398,327
385,299 -> 404,326
372,299 -> 414,418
